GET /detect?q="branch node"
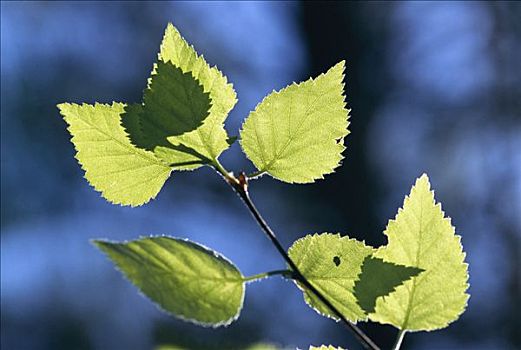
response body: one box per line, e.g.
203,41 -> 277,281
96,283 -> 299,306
238,172 -> 248,192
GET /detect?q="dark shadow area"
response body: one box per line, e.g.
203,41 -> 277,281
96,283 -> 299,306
121,61 -> 213,168
121,61 -> 211,157
141,61 -> 211,147
354,256 -> 422,314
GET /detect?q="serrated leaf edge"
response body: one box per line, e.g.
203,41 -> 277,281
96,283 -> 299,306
160,23 -> 238,162
371,173 -> 470,331
239,61 -> 350,184
58,102 -> 172,207
137,60 -> 218,170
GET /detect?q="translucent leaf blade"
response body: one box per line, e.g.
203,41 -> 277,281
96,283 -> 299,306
371,174 -> 470,331
288,233 -> 420,323
58,102 -> 171,206
240,61 -> 349,183
150,23 -> 237,165
288,233 -> 373,322
94,236 -> 245,327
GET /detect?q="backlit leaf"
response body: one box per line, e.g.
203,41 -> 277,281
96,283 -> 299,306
370,174 -> 469,331
240,61 -> 349,183
137,23 -> 237,167
94,236 -> 245,327
288,233 -> 373,322
58,102 -> 171,206
288,233 -> 419,323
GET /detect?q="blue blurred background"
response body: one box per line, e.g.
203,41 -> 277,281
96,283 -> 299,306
1,1 -> 520,349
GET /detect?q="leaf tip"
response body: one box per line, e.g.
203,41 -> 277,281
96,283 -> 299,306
164,22 -> 180,38
417,172 -> 430,184
90,238 -> 112,251
56,102 -> 68,111
328,60 -> 346,79
336,59 -> 346,70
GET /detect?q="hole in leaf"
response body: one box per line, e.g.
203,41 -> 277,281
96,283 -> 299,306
333,256 -> 341,266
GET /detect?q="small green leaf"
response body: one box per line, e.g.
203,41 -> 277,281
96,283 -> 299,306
148,23 -> 237,165
58,102 -> 171,206
240,61 -> 349,183
94,236 -> 245,327
354,256 -> 423,314
288,233 -> 373,322
371,174 -> 469,331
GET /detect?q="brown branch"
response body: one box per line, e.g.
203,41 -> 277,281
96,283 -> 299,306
225,171 -> 380,350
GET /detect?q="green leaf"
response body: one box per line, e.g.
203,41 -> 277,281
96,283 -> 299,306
288,233 -> 373,322
58,102 -> 171,206
122,60 -> 214,170
240,61 -> 349,183
138,61 -> 211,150
141,23 -> 237,167
354,256 -> 422,314
94,236 -> 245,327
370,174 -> 469,331
288,233 -> 420,323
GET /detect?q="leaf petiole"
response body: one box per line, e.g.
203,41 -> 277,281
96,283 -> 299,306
211,158 -> 240,186
392,330 -> 406,350
243,269 -> 294,283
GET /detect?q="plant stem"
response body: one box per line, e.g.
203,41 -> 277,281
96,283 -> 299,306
235,180 -> 380,350
212,159 -> 239,186
243,269 -> 293,283
212,162 -> 380,350
392,330 -> 406,350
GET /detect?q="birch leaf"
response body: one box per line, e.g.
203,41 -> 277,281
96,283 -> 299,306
94,236 -> 245,327
371,174 -> 469,331
240,62 -> 349,183
58,102 -> 171,206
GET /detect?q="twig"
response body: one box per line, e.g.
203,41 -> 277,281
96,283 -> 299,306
213,161 -> 380,350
